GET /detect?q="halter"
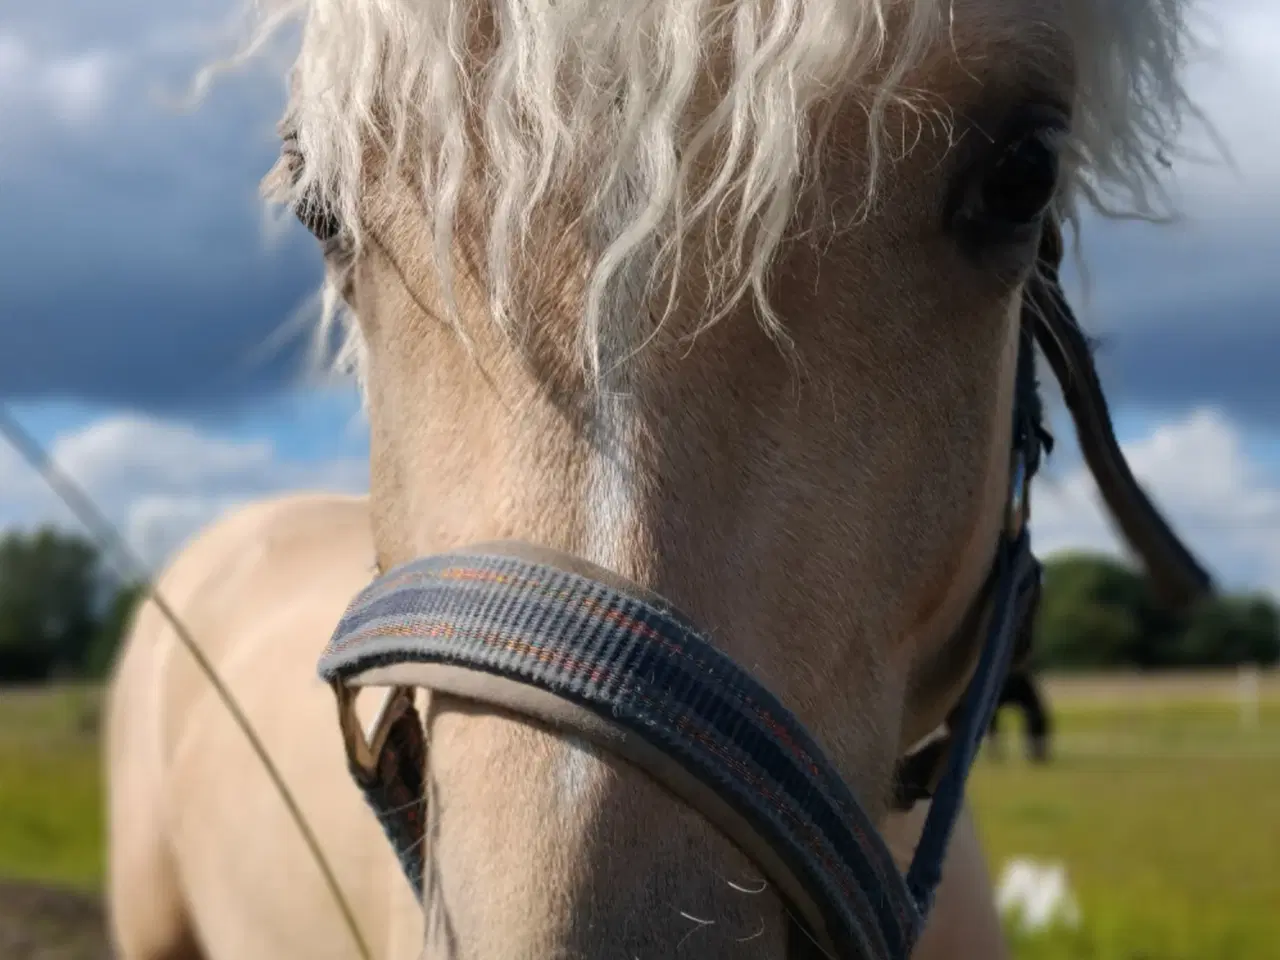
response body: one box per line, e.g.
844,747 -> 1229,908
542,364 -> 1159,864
317,235 -> 1212,958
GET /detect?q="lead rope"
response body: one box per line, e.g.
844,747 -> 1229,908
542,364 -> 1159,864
0,404 -> 375,960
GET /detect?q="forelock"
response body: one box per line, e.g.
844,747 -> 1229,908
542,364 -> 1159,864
215,0 -> 1205,384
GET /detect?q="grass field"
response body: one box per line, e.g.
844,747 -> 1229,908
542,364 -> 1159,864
1,673 -> 1277,959
973,672 -> 1280,960
0,684 -> 103,891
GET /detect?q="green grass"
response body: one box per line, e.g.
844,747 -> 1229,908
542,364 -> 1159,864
0,685 -> 104,891
1,675 -> 1277,958
971,681 -> 1280,959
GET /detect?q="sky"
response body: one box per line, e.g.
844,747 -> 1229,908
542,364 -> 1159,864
2,0 -> 1278,595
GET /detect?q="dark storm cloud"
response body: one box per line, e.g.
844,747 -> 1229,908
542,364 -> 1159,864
1,244 -> 324,408
1061,215 -> 1280,428
2,0 -> 1276,421
1,0 -> 325,413
1088,291 -> 1279,426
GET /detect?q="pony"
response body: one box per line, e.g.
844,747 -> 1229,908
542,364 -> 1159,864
106,492 -> 1004,959
105,0 -> 1205,955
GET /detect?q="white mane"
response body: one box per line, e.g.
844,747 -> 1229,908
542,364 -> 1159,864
219,0 -> 1203,384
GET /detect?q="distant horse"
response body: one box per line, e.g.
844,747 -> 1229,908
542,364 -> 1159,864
104,0 -> 1208,955
987,669 -> 1053,763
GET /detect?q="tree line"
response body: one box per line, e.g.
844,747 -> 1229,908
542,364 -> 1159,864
1032,552 -> 1279,671
0,527 -> 144,682
0,527 -> 1277,684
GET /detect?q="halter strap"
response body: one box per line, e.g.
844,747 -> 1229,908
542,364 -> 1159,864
319,518 -> 1039,960
320,551 -> 920,958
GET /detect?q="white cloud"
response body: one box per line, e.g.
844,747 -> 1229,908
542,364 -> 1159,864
0,413 -> 367,572
52,417 -> 275,494
4,408 -> 1277,597
1172,0 -> 1280,211
1031,409 -> 1280,598
0,31 -> 118,127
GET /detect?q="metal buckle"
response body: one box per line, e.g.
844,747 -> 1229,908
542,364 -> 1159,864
1005,448 -> 1029,539
332,682 -> 417,784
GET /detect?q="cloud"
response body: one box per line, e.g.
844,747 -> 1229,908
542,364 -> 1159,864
1031,408 -> 1280,598
1170,0 -> 1280,212
1056,215 -> 1280,428
0,0 -> 1275,434
0,413 -> 367,571
4,404 -> 1276,603
0,31 -> 118,127
1041,0 -> 1280,428
1049,0 -> 1280,428
2,405 -> 1276,619
0,4 -> 323,413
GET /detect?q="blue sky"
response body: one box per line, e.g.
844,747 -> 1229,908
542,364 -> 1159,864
2,0 -> 1279,593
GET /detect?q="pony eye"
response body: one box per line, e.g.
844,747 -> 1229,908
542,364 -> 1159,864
980,131 -> 1061,226
294,192 -> 343,244
278,133 -> 345,245
950,112 -> 1067,250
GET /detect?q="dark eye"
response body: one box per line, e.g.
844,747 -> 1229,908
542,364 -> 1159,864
951,116 -> 1066,250
294,191 -> 343,244
981,131 -> 1061,225
278,133 -> 345,245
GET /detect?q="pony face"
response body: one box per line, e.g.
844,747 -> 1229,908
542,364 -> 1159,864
261,0 -> 1196,954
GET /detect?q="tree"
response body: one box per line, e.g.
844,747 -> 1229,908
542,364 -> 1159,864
1174,594 -> 1280,668
1033,552 -> 1150,669
84,581 -> 148,679
1032,549 -> 1280,671
0,527 -> 104,681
